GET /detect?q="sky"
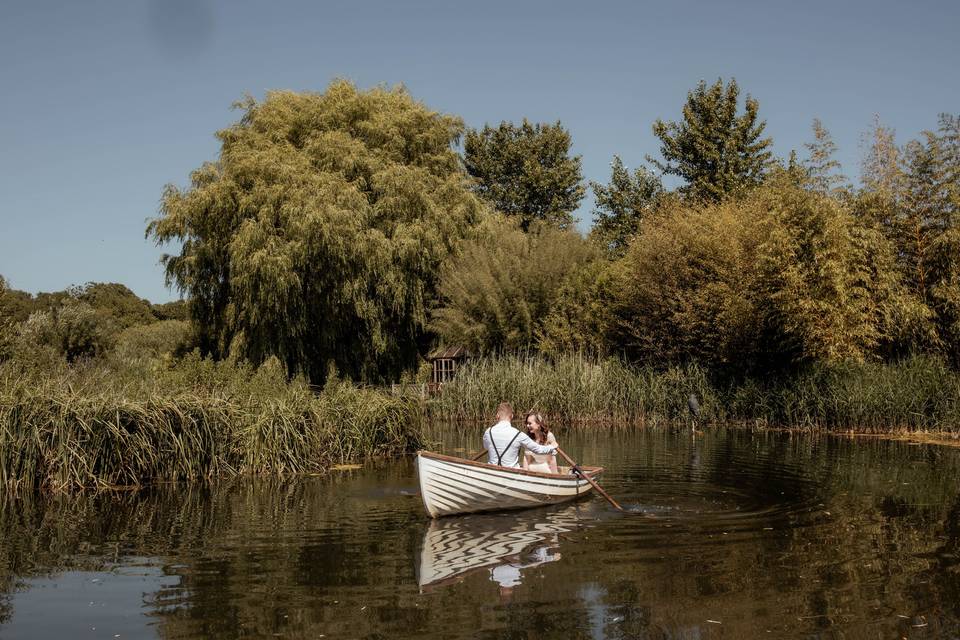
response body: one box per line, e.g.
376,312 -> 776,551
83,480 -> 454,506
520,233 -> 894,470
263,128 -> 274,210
1,0 -> 958,303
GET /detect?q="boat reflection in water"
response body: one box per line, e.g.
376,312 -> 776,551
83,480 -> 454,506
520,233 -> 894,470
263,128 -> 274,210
416,505 -> 583,594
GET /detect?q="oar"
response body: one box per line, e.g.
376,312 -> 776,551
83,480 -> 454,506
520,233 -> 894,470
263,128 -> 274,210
555,447 -> 624,512
471,449 -> 488,461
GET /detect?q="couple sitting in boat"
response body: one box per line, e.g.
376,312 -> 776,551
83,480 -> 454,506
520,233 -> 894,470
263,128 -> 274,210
482,402 -> 560,474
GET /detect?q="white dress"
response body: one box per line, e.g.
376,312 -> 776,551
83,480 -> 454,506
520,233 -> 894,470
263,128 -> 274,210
525,433 -> 557,473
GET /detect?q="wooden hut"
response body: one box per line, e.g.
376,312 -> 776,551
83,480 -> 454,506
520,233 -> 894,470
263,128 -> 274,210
428,346 -> 472,388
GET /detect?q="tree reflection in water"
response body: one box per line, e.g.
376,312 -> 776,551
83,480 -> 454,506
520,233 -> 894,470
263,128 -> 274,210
1,430 -> 960,638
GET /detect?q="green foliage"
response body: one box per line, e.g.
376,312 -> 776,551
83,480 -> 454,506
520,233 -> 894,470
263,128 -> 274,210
608,193 -> 769,372
432,353 -> 960,432
430,353 -> 717,427
463,119 -> 585,231
608,176 -> 920,374
151,299 -> 188,321
856,114 -> 960,363
726,354 -> 960,431
147,81 -> 484,383
0,278 -> 12,362
0,285 -> 43,324
649,78 -> 774,202
430,217 -> 599,353
112,319 -> 191,364
536,260 -> 615,356
18,301 -> 115,363
756,174 -> 924,364
0,355 -> 425,490
589,156 -> 664,257
803,119 -> 849,195
75,283 -> 156,329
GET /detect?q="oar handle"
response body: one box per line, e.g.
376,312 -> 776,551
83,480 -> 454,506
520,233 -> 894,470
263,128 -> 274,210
555,447 -> 624,512
471,449 -> 488,461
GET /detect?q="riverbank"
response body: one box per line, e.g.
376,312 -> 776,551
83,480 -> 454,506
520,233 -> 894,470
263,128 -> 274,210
429,354 -> 960,433
5,350 -> 958,491
0,353 -> 425,491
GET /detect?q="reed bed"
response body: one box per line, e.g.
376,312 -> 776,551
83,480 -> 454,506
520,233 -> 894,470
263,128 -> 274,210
430,353 -> 720,427
429,353 -> 960,433
726,355 -> 960,432
0,357 -> 425,491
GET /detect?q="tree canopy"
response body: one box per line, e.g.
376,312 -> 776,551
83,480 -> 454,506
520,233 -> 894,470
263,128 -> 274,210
589,156 -> 664,257
430,217 -> 598,353
148,81 -> 484,382
649,78 -> 774,203
463,119 -> 585,231
607,174 -> 920,374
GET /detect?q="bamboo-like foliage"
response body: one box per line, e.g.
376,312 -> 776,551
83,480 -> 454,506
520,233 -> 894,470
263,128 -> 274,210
607,173 -> 923,373
430,216 -> 599,353
857,114 -> 960,363
147,80 -> 484,383
0,357 -> 424,491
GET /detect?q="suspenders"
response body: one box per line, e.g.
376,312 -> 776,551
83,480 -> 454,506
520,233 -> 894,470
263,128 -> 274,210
486,427 -> 521,466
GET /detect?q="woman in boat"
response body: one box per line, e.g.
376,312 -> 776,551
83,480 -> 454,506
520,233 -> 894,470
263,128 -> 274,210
522,412 -> 559,474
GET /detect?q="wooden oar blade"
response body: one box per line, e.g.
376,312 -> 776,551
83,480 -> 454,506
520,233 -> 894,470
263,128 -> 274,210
555,447 -> 625,512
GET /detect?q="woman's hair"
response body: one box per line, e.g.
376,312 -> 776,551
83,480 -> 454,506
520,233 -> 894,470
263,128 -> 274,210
524,412 -> 550,444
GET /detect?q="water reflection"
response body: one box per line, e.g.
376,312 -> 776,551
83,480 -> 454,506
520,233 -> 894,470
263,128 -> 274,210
417,505 -> 579,592
2,429 -> 960,638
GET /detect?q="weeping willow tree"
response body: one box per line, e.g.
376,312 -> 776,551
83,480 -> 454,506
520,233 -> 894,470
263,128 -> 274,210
148,81 -> 484,382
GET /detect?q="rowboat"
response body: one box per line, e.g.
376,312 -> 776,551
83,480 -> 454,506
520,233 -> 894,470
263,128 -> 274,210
416,450 -> 603,518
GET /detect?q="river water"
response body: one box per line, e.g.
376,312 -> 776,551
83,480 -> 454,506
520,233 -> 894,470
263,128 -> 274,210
2,427 -> 959,639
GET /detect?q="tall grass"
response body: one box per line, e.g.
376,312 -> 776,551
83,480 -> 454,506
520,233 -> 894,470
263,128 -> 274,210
0,354 -> 424,491
430,353 -> 960,433
430,353 -> 719,427
726,355 -> 960,432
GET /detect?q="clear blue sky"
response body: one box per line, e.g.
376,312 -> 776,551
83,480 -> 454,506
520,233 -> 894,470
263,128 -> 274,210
2,0 -> 958,303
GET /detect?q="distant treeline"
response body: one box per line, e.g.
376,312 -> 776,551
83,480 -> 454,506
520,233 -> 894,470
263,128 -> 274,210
2,77 -> 959,440
131,78 -> 958,383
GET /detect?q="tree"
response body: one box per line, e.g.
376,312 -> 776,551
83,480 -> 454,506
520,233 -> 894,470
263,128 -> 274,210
861,116 -> 903,200
608,193 -> 769,372
147,81 -> 484,383
536,260 -> 614,356
649,78 -> 774,203
463,119 -> 585,230
856,116 -> 904,235
589,156 -> 664,257
756,174 -> 924,365
901,115 -> 960,364
151,299 -> 189,322
76,282 -> 156,329
430,217 -> 599,353
607,174 -> 921,374
18,301 -> 115,363
803,119 -> 849,195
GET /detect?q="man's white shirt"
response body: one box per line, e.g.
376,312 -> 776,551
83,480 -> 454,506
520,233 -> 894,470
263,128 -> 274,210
482,419 -> 557,468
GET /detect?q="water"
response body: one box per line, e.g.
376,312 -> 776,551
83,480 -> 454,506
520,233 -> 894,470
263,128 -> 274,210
2,427 -> 960,639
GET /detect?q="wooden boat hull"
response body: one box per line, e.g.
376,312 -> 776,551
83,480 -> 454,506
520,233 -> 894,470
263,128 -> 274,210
416,450 -> 602,518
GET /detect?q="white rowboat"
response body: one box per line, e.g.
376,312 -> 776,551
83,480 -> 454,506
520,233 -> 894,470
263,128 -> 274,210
416,450 -> 602,518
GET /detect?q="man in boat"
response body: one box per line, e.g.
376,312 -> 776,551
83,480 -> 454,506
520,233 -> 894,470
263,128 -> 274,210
483,402 -> 558,468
